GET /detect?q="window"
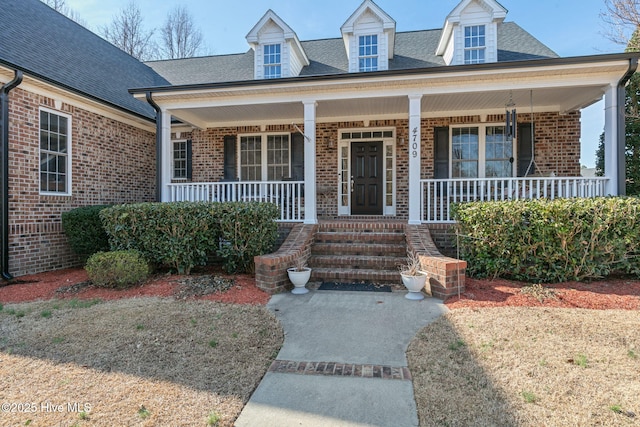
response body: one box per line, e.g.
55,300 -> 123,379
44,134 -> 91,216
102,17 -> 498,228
263,44 -> 281,79
452,125 -> 512,178
452,127 -> 479,178
485,127 -> 512,177
464,25 -> 486,64
173,140 -> 189,179
358,35 -> 378,72
239,134 -> 290,181
40,109 -> 70,194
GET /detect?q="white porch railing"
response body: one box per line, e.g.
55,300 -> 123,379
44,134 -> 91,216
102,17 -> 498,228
168,181 -> 305,222
421,177 -> 609,223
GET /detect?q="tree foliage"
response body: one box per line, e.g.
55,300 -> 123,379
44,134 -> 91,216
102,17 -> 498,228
101,1 -> 156,61
596,1 -> 640,195
159,6 -> 205,59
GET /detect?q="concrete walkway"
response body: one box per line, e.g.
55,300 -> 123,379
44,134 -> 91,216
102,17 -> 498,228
235,290 -> 448,427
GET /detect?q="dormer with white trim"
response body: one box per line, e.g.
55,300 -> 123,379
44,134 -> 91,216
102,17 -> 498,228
246,10 -> 309,79
341,0 -> 396,73
436,0 -> 507,66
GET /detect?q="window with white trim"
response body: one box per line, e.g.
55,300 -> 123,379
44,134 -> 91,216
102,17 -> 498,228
464,25 -> 486,64
240,134 -> 290,181
40,109 -> 71,194
452,125 -> 513,178
358,35 -> 378,72
263,44 -> 282,79
173,140 -> 188,179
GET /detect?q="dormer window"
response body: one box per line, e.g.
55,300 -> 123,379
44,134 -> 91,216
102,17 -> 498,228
464,25 -> 486,64
359,35 -> 379,72
264,44 -> 282,79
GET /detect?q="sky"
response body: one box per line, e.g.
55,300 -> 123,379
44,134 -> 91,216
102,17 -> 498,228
65,0 -> 629,168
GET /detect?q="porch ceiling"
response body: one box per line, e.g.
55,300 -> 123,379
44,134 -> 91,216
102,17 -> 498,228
168,84 -> 608,128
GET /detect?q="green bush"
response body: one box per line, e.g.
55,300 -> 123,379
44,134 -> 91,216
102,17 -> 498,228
453,197 -> 640,283
85,250 -> 150,288
100,201 -> 279,274
61,205 -> 110,261
213,202 -> 279,273
100,202 -> 217,274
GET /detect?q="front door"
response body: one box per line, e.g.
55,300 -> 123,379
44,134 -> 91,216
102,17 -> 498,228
351,141 -> 383,215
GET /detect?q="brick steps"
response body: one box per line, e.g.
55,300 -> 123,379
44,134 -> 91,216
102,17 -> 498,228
309,222 -> 407,285
311,267 -> 400,284
310,254 -> 405,270
312,242 -> 406,257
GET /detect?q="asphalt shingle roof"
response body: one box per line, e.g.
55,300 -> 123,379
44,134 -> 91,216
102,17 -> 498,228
147,22 -> 558,85
0,0 -> 169,120
1,0 -> 559,107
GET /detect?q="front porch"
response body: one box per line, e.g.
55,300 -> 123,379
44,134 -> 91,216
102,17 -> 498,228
167,175 -> 609,224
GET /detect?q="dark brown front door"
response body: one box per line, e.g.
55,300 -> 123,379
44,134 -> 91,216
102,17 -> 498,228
351,141 -> 383,215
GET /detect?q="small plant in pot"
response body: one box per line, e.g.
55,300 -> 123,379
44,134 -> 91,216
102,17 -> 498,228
287,257 -> 311,294
399,252 -> 427,300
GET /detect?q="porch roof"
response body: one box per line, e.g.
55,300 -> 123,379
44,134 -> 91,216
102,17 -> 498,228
131,53 -> 638,129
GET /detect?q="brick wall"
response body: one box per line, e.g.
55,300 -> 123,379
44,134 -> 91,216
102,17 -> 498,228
7,88 -> 156,276
187,112 -> 582,219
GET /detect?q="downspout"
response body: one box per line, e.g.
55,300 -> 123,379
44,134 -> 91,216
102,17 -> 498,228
617,57 -> 638,196
0,70 -> 23,280
145,92 -> 162,202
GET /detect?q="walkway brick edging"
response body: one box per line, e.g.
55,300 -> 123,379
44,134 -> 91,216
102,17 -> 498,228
269,359 -> 412,381
405,224 -> 466,300
254,223 -> 317,294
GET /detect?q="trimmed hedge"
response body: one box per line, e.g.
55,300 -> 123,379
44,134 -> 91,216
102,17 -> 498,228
453,197 -> 640,283
216,202 -> 279,273
100,201 -> 279,274
61,205 -> 111,262
100,202 -> 216,274
85,250 -> 150,288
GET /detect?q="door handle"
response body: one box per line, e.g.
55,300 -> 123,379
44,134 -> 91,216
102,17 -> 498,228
350,176 -> 354,193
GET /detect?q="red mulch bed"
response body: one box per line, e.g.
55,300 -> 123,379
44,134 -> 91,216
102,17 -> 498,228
2,267 -> 639,310
445,277 -> 640,310
0,266 -> 270,305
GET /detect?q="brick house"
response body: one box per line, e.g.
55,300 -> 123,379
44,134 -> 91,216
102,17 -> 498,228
1,0 -> 638,294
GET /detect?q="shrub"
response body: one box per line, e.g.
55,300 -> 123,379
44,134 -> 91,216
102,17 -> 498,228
85,250 -> 150,288
100,202 -> 218,274
99,201 -> 279,274
453,197 -> 640,283
61,205 -> 110,261
212,202 -> 279,273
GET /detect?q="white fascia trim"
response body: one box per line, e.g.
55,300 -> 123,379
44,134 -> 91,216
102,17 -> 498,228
14,75 -> 155,133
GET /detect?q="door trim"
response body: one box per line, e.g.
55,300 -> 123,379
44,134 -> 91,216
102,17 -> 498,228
337,128 -> 396,216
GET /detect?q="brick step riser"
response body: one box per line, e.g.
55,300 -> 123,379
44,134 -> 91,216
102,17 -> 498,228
314,233 -> 406,245
311,268 -> 401,285
309,255 -> 404,270
317,223 -> 406,234
312,244 -> 407,257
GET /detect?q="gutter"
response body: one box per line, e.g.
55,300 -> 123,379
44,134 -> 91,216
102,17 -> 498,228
145,92 -> 162,202
616,57 -> 638,196
0,70 -> 23,280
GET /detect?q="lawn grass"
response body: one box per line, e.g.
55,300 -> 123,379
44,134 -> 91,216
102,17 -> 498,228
0,297 -> 283,426
408,307 -> 640,426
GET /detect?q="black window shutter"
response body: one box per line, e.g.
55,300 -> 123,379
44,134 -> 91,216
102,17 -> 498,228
517,123 -> 534,177
223,135 -> 237,181
434,127 -> 449,179
186,139 -> 192,180
290,132 -> 305,181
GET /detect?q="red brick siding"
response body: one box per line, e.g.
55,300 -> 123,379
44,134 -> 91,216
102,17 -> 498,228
7,88 -> 156,276
187,112 -> 582,220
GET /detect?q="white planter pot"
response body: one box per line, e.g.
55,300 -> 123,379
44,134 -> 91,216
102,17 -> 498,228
400,272 -> 427,300
287,267 -> 311,294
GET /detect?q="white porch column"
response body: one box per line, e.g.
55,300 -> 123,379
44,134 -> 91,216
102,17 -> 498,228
303,100 -> 317,224
408,94 -> 423,224
604,84 -> 621,196
160,109 -> 172,202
